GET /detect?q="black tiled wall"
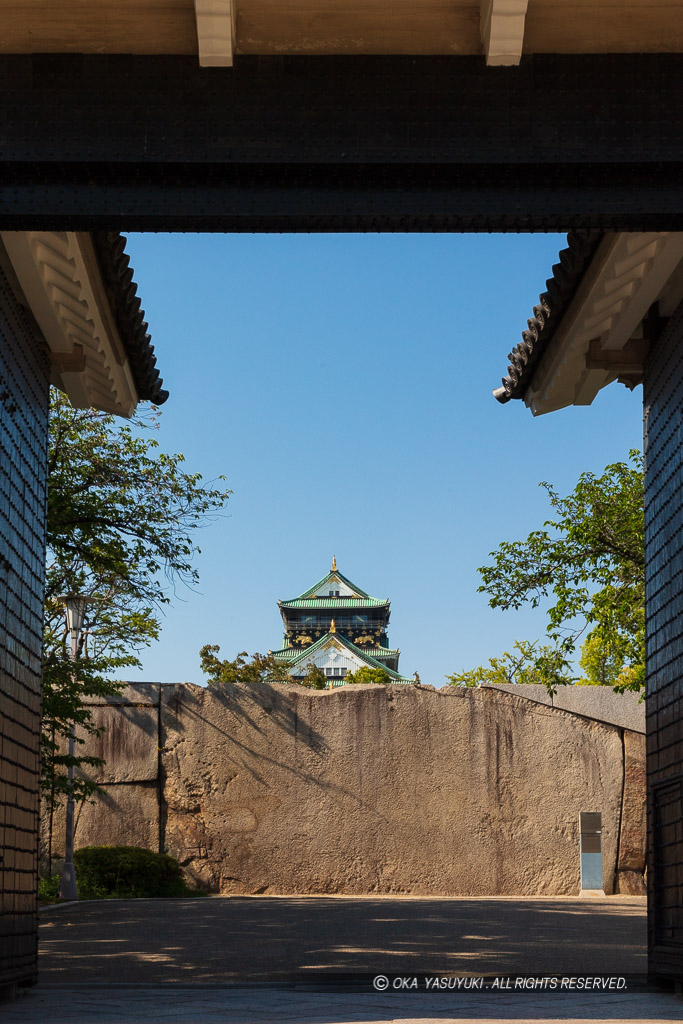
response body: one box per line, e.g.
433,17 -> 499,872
0,255 -> 49,989
644,301 -> 683,979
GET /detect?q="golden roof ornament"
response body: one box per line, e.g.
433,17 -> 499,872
330,618 -> 336,633
331,555 -> 337,571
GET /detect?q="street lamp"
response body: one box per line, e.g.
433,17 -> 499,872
57,594 -> 94,901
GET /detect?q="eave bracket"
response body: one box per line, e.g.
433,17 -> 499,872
585,337 -> 651,390
194,0 -> 235,68
481,0 -> 529,67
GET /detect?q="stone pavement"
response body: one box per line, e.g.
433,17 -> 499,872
6,894 -> 677,1024
36,895 -> 648,983
4,984 -> 682,1024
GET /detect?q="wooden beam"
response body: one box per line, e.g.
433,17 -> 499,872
49,343 -> 86,374
481,0 -> 529,66
194,0 -> 234,67
585,336 -> 651,374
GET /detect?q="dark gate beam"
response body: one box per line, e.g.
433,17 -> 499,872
0,54 -> 681,232
1,163 -> 681,233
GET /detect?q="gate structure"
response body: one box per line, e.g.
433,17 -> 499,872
1,5 -> 682,988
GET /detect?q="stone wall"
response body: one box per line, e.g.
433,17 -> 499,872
44,682 -> 646,897
482,682 -> 645,733
0,252 -> 50,990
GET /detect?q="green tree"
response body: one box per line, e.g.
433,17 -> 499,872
199,646 -> 293,685
576,630 -> 643,689
43,390 -> 231,827
447,639 -> 574,690
199,647 -> 330,688
477,451 -> 644,693
297,663 -> 328,689
344,666 -> 393,686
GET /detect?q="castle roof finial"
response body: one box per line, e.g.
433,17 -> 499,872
330,618 -> 336,633
332,555 -> 337,571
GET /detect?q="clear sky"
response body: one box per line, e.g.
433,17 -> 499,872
124,233 -> 643,688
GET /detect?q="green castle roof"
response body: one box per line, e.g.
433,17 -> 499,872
296,568 -> 370,599
280,597 -> 388,610
274,643 -> 400,662
280,565 -> 388,609
271,631 -> 411,683
355,647 -> 399,661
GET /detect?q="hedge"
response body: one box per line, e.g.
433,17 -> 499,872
73,846 -> 200,899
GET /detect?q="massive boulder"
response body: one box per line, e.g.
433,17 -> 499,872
43,682 -> 644,897
161,683 -> 624,895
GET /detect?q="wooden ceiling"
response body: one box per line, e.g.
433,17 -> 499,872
1,1 -> 682,62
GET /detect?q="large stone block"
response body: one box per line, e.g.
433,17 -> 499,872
77,705 -> 160,783
45,782 -> 160,862
159,683 -> 625,897
615,869 -> 647,896
618,730 -> 646,872
482,683 -> 645,734
85,682 -> 160,707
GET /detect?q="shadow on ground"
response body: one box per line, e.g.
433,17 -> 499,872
39,895 -> 647,984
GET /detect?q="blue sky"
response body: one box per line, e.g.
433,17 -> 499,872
124,233 -> 642,687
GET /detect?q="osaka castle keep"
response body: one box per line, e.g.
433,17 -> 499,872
271,559 -> 412,686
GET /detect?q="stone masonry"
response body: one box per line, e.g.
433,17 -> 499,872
43,682 -> 646,897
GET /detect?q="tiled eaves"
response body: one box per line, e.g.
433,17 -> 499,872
493,230 -> 604,405
92,231 -> 169,405
280,597 -> 389,609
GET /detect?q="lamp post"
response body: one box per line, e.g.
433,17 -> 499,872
58,594 -> 92,901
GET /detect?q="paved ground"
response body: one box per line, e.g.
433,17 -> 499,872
36,895 -> 648,983
4,984 -> 683,1024
8,894 -> 679,1024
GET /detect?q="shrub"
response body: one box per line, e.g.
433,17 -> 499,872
73,846 -> 201,899
344,666 -> 392,685
39,873 -> 61,904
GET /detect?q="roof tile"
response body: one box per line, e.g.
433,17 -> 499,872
493,230 -> 602,405
92,231 -> 169,405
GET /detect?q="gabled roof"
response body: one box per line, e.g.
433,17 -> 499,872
274,642 -> 400,662
297,568 -> 370,599
271,631 -> 411,682
280,565 -> 388,609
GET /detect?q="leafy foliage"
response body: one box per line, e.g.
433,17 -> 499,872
344,666 -> 393,686
447,640 -> 574,690
47,390 -> 230,616
199,646 -> 332,688
199,646 -> 293,685
296,663 -> 328,689
43,390 -> 231,827
477,452 -> 644,693
73,846 -> 204,899
41,648 -> 130,811
38,873 -> 61,905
